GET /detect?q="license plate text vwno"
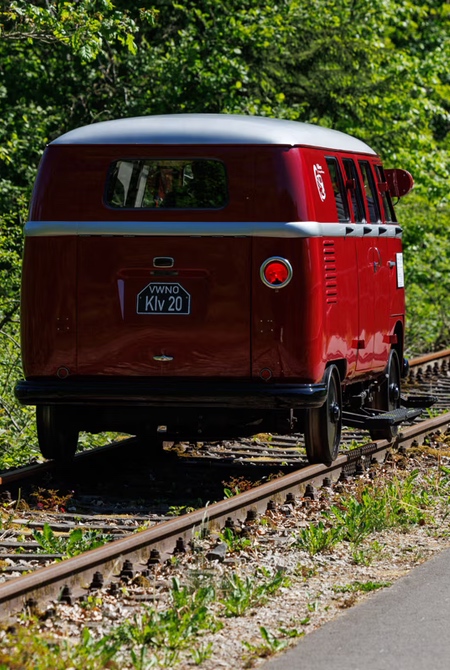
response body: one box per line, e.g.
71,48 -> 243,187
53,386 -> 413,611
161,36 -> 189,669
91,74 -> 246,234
136,282 -> 191,315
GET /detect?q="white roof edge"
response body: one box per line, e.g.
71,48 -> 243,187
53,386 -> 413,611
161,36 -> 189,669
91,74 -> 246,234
50,114 -> 377,155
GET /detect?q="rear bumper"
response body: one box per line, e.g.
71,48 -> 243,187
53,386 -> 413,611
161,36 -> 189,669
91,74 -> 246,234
15,377 -> 327,410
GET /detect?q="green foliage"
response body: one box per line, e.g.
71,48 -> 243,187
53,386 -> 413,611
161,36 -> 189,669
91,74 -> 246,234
295,520 -> 341,555
113,576 -> 221,651
191,642 -> 213,665
0,322 -> 39,469
242,626 -> 289,662
296,470 -> 434,556
328,493 -> 388,545
0,625 -> 120,670
287,1 -> 450,201
32,522 -> 115,558
401,195 -> 450,353
351,539 -> 385,566
167,504 -> 195,517
333,580 -> 391,594
1,1 -> 156,62
220,569 -> 289,617
219,526 -> 252,553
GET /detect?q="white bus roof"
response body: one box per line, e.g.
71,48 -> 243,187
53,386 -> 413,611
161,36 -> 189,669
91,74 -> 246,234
51,114 -> 377,155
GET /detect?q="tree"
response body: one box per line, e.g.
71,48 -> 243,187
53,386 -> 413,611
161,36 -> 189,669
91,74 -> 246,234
0,0 -> 155,61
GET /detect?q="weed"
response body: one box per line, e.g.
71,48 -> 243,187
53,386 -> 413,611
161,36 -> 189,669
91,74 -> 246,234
220,570 -> 288,617
307,601 -> 319,612
30,488 -> 74,512
0,625 -> 120,669
325,470 -> 434,547
0,500 -> 18,531
278,626 -> 305,638
294,563 -> 317,579
113,577 -> 221,652
342,438 -> 372,451
242,626 -> 289,667
295,520 -> 341,555
32,523 -> 115,559
258,626 -> 289,653
167,505 -> 195,516
80,595 -> 103,610
222,476 -> 259,498
425,407 -> 443,419
328,494 -> 384,545
252,433 -> 273,443
219,526 -> 252,553
191,642 -> 213,664
129,645 -> 180,669
351,540 -> 385,565
333,580 -> 391,594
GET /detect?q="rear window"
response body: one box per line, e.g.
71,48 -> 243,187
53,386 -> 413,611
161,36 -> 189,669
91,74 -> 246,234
106,159 -> 228,209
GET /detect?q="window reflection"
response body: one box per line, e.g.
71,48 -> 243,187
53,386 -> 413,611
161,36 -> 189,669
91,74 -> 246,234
106,159 -> 227,209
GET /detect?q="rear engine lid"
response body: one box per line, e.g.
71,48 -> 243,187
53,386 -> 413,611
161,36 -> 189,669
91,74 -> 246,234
76,236 -> 251,377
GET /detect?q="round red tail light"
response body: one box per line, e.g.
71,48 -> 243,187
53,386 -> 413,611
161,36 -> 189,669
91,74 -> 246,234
260,257 -> 293,289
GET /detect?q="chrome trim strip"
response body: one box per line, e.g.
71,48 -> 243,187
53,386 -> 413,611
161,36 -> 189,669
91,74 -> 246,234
25,221 -> 402,239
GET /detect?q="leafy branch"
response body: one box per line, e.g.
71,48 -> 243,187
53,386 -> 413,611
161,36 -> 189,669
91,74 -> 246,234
0,0 -> 156,61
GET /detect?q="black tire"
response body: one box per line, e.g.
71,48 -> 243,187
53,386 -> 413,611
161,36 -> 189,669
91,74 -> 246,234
36,405 -> 79,462
304,365 -> 342,466
369,349 -> 401,441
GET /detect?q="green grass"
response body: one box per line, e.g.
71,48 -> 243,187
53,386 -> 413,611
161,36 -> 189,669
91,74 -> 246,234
220,569 -> 289,617
333,581 -> 391,594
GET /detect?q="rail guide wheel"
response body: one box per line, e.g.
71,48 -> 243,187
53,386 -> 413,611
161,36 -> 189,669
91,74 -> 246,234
369,349 -> 401,441
304,364 -> 342,466
36,405 -> 79,462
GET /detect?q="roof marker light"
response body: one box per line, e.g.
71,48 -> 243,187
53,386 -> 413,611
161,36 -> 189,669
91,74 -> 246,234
260,257 -> 293,289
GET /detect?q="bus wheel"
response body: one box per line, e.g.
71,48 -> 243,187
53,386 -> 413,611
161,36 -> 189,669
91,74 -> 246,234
304,365 -> 342,466
369,349 -> 401,441
36,405 -> 78,462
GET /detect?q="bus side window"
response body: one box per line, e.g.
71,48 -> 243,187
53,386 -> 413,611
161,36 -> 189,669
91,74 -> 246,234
325,157 -> 349,222
358,161 -> 381,223
375,164 -> 397,223
343,158 -> 365,223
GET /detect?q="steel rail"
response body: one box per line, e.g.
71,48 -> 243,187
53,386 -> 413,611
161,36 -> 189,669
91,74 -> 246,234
2,409 -> 450,619
408,348 -> 450,367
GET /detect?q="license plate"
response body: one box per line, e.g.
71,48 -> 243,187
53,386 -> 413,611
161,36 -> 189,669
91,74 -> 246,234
137,282 -> 191,315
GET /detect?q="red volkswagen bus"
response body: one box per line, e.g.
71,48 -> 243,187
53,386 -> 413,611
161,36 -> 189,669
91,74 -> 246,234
15,114 -> 416,464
